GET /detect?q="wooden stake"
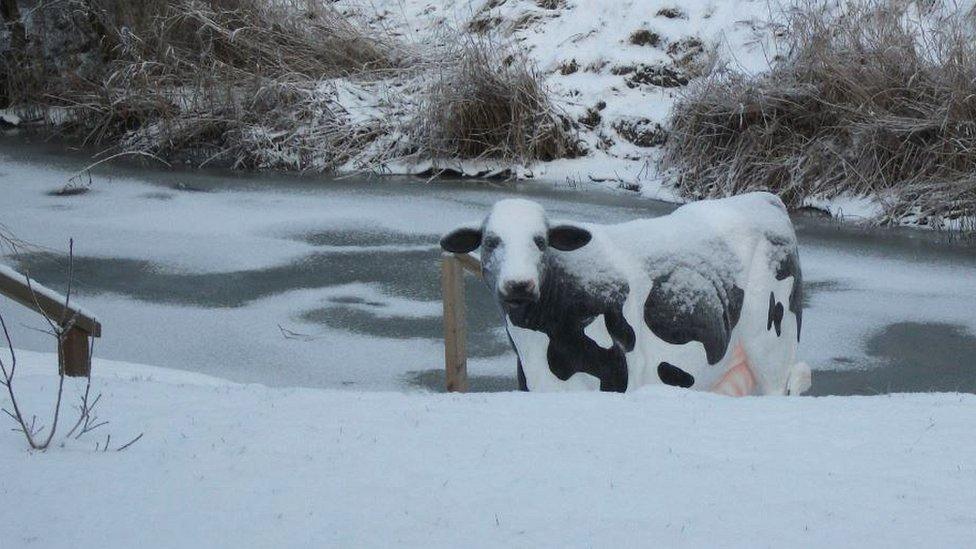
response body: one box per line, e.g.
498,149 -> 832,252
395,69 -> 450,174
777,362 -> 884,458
442,253 -> 468,393
60,327 -> 91,378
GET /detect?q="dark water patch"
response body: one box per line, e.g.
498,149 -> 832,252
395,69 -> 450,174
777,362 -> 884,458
795,216 -> 976,265
405,368 -> 518,393
801,279 -> 851,308
297,228 -> 438,248
301,307 -> 442,340
47,186 -> 90,197
327,295 -> 386,307
170,182 -> 211,193
15,249 -> 445,307
142,192 -> 176,201
810,322 -> 976,396
302,293 -> 509,358
16,249 -> 511,357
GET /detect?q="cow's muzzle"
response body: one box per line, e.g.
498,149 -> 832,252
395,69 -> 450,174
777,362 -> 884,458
500,280 -> 539,309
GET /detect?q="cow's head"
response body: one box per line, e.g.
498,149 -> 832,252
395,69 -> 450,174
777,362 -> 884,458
440,199 -> 591,312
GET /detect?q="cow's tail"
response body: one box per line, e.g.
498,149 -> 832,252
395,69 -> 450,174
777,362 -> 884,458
786,361 -> 812,396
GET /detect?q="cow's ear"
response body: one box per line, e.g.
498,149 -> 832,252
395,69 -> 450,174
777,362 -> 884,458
440,226 -> 483,253
548,224 -> 591,251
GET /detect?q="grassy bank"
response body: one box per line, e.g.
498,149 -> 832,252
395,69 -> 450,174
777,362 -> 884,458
0,0 -> 578,171
4,0 -> 976,230
661,0 -> 976,230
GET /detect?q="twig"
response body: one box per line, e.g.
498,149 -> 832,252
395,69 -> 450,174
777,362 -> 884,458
116,433 -> 144,452
277,324 -> 318,342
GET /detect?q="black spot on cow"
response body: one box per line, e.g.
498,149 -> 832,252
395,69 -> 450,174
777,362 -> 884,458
516,358 -> 528,392
767,292 -> 784,337
657,362 -> 695,388
773,244 -> 803,341
509,331 -> 529,392
644,264 -> 744,365
504,257 -> 634,392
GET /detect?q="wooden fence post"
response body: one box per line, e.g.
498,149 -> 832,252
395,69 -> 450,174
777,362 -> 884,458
60,327 -> 91,377
441,253 -> 468,393
0,265 -> 101,377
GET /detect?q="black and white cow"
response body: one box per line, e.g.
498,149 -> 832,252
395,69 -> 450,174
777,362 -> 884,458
440,192 -> 810,396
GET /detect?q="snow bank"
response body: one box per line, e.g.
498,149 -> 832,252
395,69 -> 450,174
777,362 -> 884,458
2,350 -> 974,548
0,109 -> 22,127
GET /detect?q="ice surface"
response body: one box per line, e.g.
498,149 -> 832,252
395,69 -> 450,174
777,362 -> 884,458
2,141 -> 976,393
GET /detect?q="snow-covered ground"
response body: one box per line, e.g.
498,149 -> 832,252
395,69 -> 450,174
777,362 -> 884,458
2,350 -> 975,548
4,5 -> 976,546
2,139 -> 976,394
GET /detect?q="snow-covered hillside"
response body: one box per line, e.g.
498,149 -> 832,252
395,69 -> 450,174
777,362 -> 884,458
2,350 -> 975,548
7,0 -> 971,223
329,0 -> 782,192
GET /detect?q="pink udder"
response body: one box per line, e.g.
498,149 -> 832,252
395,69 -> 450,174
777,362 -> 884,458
711,344 -> 756,397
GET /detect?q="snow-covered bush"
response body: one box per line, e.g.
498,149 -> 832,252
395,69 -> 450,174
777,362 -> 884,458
661,0 -> 976,229
416,35 -> 582,164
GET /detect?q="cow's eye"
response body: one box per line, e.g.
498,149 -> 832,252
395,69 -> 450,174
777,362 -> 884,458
533,235 -> 546,251
484,236 -> 501,250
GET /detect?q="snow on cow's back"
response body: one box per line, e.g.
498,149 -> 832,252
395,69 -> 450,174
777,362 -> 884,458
672,192 -> 794,242
609,192 -> 795,266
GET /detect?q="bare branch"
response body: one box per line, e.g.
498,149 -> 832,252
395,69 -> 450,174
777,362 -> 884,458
278,323 -> 319,342
116,433 -> 144,452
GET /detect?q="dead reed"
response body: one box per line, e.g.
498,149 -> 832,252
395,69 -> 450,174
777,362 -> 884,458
661,0 -> 976,227
414,34 -> 582,165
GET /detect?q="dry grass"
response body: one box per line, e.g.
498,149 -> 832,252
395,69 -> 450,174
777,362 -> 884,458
2,0 -> 579,172
2,0 -> 403,169
661,0 -> 976,227
415,35 -> 582,164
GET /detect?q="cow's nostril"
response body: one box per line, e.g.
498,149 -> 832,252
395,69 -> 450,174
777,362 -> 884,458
501,280 -> 538,307
505,281 -> 536,294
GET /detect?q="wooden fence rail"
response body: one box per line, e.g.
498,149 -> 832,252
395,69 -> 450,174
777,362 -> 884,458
441,252 -> 482,393
0,265 -> 101,376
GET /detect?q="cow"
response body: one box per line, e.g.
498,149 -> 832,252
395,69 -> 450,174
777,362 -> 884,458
440,192 -> 811,396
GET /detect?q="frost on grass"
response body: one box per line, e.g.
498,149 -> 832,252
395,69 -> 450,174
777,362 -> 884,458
661,0 -> 976,230
413,35 -> 582,166
0,0 -> 582,173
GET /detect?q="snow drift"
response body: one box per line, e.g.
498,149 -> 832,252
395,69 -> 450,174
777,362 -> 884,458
2,350 -> 975,548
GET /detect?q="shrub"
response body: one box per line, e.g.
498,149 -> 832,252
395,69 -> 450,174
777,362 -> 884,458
416,35 -> 582,164
661,0 -> 976,227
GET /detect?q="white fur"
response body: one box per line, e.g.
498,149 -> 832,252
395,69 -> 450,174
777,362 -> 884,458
507,320 -> 601,391
583,314 -> 614,349
484,199 -> 547,294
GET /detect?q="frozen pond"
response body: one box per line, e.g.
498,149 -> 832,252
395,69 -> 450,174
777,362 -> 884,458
2,137 -> 976,395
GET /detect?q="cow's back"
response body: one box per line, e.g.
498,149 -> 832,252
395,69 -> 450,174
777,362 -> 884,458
607,192 -> 801,393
